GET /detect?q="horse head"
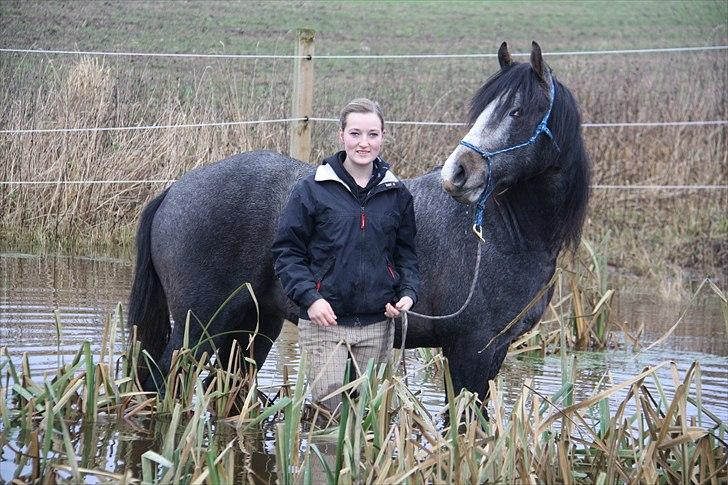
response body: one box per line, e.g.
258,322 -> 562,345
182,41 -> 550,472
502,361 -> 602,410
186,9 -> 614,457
441,41 -> 560,202
441,41 -> 590,250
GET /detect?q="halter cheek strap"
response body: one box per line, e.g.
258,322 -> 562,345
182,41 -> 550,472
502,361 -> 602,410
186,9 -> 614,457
459,81 -> 558,242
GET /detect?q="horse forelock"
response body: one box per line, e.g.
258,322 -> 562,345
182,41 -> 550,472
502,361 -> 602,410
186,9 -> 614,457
468,63 -> 547,126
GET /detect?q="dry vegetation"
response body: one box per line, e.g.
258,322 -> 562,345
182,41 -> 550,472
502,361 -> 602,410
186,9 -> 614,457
2,309 -> 726,483
1,51 -> 725,284
0,2 -> 726,286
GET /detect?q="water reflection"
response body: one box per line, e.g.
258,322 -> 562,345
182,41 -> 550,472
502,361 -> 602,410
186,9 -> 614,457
613,290 -> 728,356
1,252 -> 727,480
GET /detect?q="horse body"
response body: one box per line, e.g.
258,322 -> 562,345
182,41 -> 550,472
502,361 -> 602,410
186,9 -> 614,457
130,42 -> 590,399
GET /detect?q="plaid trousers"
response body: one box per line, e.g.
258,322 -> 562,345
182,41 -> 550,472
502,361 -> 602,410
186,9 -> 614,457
298,318 -> 393,412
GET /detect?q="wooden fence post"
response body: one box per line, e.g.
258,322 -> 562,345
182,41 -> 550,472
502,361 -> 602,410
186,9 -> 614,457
289,28 -> 315,163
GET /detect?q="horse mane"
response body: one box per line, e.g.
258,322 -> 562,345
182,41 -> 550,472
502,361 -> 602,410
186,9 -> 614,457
550,79 -> 591,251
469,63 -> 591,251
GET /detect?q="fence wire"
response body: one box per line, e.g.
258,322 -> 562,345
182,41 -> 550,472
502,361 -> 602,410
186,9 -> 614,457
2,45 -> 726,60
1,43 -> 725,194
2,180 -> 726,191
0,118 -> 306,134
2,118 -> 726,134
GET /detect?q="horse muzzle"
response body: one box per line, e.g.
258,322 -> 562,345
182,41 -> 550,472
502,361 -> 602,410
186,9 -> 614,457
442,179 -> 485,205
441,159 -> 486,205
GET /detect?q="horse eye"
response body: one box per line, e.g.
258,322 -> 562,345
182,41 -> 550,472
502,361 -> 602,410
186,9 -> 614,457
509,108 -> 521,117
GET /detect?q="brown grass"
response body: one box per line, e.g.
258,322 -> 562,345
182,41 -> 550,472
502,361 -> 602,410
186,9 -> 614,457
0,52 -> 725,282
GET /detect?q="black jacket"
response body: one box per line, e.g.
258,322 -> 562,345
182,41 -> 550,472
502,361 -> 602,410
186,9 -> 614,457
272,152 -> 421,325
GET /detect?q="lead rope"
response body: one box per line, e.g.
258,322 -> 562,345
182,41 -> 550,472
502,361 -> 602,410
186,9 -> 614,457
394,240 -> 484,379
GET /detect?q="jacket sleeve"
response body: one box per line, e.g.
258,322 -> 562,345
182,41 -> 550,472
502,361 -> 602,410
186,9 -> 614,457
271,181 -> 322,310
393,190 -> 421,305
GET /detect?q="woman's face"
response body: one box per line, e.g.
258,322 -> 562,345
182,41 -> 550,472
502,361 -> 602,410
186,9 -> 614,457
339,112 -> 383,167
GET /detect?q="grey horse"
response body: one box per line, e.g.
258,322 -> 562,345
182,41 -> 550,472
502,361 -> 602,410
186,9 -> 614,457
129,42 -> 590,398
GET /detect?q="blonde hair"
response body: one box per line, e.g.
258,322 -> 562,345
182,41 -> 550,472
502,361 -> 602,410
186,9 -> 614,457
339,98 -> 385,131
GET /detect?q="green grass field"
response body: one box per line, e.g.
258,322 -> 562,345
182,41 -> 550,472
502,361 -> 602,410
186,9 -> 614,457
0,1 -> 726,286
1,1 -> 725,54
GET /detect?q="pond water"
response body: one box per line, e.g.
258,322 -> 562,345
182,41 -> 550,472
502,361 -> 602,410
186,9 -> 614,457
1,252 -> 727,481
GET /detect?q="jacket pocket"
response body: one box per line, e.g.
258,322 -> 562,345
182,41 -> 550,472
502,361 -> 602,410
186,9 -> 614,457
313,257 -> 336,294
385,258 -> 399,282
379,256 -> 399,303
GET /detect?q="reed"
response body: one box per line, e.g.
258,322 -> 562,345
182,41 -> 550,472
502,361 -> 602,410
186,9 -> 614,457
502,239 -> 617,359
0,305 -> 257,483
2,281 -> 727,482
509,252 -> 728,362
272,353 -> 727,484
2,326 -> 727,483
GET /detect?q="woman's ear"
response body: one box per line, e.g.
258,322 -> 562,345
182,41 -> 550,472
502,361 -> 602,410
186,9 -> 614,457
338,129 -> 345,145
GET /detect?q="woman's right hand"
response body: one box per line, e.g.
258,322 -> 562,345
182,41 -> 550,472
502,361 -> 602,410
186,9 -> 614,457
307,298 -> 338,326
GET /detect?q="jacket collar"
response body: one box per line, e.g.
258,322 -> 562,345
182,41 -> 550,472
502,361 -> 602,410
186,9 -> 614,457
315,160 -> 399,189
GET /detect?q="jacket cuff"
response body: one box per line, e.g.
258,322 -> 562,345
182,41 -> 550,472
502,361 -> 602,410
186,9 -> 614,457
300,288 -> 323,309
400,289 -> 418,306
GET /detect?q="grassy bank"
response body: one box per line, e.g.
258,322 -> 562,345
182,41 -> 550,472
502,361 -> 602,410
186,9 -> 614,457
0,1 -> 726,283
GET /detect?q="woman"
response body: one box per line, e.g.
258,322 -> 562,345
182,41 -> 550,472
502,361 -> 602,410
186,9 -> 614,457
272,98 -> 421,412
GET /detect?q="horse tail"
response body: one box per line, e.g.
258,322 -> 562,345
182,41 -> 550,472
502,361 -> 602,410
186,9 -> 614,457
128,188 -> 170,364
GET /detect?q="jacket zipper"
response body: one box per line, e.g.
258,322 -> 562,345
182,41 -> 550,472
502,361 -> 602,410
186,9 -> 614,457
360,206 -> 366,309
312,173 -> 398,312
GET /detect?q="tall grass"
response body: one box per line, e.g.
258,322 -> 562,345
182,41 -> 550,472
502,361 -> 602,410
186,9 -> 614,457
0,305 -> 265,482
2,294 -> 727,483
0,50 -> 725,280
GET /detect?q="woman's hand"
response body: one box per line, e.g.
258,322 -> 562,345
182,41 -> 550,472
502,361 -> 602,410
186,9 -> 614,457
384,296 -> 413,318
307,298 -> 338,326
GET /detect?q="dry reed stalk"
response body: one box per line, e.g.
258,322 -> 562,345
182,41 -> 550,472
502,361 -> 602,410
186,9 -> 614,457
0,52 -> 724,282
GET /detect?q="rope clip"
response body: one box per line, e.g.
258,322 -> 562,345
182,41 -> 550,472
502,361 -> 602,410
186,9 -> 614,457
472,224 -> 485,243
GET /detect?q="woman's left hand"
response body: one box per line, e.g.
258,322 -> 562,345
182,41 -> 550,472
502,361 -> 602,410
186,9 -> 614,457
384,296 -> 413,318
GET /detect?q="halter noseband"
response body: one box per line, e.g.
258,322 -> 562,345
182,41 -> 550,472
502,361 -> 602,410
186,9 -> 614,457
459,81 -> 558,242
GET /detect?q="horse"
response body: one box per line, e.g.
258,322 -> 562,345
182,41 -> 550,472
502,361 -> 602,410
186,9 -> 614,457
128,41 -> 590,399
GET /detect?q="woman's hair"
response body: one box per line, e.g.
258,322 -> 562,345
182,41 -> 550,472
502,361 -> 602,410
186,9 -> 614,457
339,98 -> 385,131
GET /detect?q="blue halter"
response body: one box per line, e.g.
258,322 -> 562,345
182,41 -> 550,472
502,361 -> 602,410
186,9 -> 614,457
459,81 -> 558,242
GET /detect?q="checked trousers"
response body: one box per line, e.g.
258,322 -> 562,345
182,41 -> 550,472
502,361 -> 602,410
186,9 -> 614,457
298,318 -> 393,412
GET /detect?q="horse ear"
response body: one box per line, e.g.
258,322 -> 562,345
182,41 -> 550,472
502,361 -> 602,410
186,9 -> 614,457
498,41 -> 513,70
530,41 -> 549,84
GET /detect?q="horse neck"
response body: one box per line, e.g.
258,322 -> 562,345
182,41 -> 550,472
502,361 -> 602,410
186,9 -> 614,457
492,168 -> 566,253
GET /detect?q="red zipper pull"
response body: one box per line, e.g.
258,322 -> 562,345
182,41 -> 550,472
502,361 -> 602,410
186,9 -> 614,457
360,209 -> 366,230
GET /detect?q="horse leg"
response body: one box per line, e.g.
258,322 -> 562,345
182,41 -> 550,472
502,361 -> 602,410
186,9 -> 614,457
196,304 -> 285,396
141,289 -> 256,392
443,331 -> 510,402
232,306 -> 285,373
194,275 -> 287,375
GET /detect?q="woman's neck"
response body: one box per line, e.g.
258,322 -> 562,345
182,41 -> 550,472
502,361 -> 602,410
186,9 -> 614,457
343,158 -> 374,187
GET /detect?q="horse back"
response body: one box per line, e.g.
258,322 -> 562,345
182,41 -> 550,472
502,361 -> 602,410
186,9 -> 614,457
149,151 -> 313,295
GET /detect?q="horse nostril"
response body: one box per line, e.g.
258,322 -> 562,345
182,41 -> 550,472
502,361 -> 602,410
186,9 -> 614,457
452,163 -> 466,187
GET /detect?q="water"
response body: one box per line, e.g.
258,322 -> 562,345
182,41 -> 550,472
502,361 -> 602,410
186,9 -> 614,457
1,252 -> 727,480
